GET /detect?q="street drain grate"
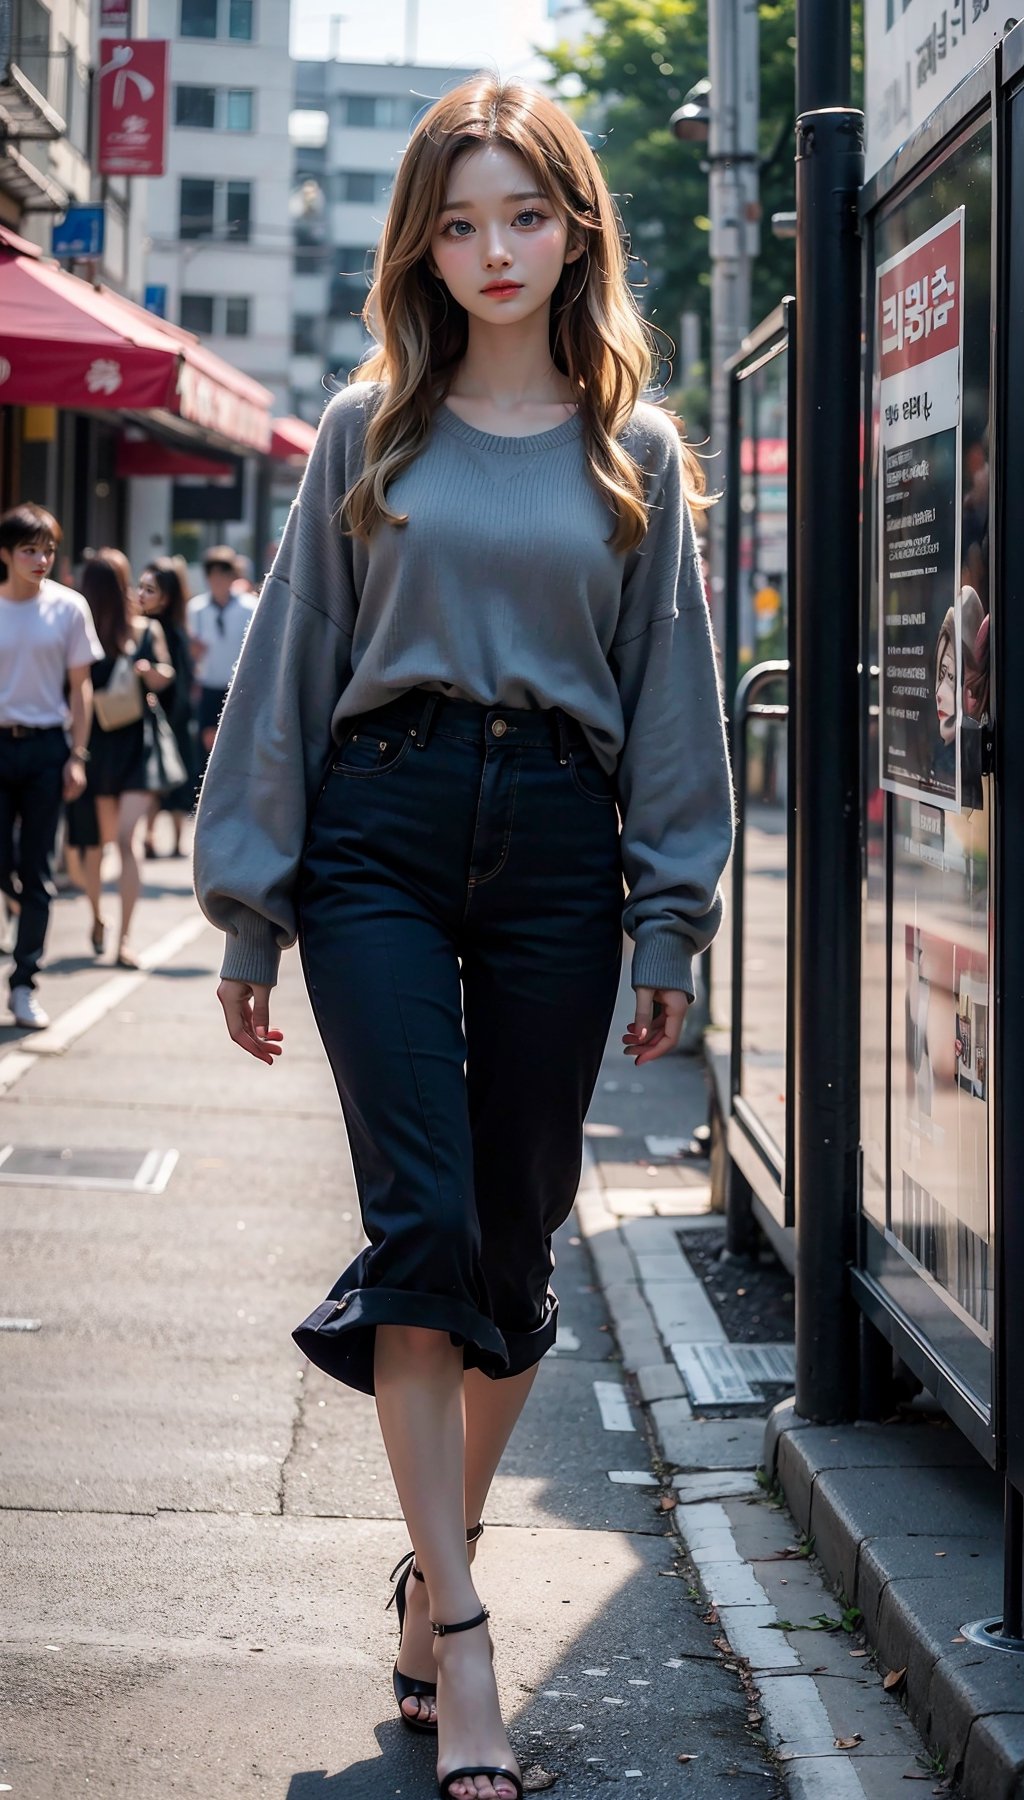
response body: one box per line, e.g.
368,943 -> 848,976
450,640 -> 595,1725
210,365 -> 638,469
671,1341 -> 797,1406
0,1145 -> 178,1193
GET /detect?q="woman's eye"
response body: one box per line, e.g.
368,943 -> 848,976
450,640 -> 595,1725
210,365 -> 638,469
515,209 -> 544,227
442,218 -> 472,237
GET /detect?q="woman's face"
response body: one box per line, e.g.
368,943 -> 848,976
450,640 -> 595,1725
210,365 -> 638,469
430,142 -> 581,329
935,639 -> 957,743
137,569 -> 163,615
1,537 -> 55,588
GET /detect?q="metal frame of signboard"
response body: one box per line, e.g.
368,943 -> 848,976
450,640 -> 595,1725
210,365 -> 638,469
721,300 -> 797,1266
854,53 -> 999,1466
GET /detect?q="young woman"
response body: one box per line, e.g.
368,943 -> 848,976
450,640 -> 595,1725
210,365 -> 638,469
71,553 -> 174,965
194,77 -> 733,1800
138,559 -> 196,858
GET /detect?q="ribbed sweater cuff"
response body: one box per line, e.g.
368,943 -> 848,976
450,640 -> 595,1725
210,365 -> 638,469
630,927 -> 695,1001
218,910 -> 282,989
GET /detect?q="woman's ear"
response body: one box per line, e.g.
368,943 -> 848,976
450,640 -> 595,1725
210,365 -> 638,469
564,238 -> 586,265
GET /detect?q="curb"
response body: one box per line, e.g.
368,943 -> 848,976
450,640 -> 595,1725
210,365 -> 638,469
765,1405 -> 1024,1800
575,1147 -> 966,1798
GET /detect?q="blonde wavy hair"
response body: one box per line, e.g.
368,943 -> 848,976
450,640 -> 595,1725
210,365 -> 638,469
341,74 -> 707,552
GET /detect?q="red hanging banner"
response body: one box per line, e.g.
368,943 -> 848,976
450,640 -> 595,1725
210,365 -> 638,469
99,0 -> 132,31
97,39 -> 169,178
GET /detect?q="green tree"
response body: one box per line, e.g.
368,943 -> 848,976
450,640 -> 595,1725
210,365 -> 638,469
545,1 -> 800,425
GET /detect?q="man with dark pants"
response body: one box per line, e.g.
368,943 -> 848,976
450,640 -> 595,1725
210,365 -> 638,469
0,504 -> 101,1030
187,545 -> 256,794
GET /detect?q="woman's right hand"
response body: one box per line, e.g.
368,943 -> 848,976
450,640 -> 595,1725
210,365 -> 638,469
217,979 -> 283,1065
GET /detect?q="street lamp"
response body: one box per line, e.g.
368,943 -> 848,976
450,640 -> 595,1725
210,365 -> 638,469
670,79 -> 711,143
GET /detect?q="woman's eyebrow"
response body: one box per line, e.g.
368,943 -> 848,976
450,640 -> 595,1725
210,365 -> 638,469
440,189 -> 547,210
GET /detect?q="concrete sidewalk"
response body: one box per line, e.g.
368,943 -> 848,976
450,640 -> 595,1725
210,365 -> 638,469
577,972 -> 980,1800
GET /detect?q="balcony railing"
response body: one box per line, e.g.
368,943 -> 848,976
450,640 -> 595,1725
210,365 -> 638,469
0,50 -> 69,141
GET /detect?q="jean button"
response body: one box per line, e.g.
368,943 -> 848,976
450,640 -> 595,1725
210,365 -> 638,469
491,719 -> 508,738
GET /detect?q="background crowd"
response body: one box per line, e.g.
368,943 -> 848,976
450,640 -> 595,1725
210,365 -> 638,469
0,501 -> 258,1028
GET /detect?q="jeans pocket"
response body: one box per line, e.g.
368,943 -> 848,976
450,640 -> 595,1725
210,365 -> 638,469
332,721 -> 413,779
568,747 -> 617,806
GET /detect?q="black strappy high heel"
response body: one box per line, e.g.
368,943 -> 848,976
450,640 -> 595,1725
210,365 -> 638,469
432,1605 -> 523,1800
386,1522 -> 485,1733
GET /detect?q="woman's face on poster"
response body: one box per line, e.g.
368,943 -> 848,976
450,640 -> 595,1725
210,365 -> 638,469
936,640 -> 957,743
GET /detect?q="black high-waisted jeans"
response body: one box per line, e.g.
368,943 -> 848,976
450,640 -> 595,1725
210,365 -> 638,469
292,689 -> 624,1396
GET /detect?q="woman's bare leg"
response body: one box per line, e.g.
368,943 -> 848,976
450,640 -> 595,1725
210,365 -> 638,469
375,1326 -> 519,1800
114,792 -> 151,955
65,845 -> 104,933
398,1363 -> 541,1729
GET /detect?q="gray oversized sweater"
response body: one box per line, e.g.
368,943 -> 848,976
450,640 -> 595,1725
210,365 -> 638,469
193,382 -> 734,998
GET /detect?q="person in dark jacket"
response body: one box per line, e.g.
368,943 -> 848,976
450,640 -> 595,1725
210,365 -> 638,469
138,559 -> 196,857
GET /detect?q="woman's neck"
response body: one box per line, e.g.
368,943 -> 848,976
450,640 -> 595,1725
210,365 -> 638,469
451,312 -> 573,408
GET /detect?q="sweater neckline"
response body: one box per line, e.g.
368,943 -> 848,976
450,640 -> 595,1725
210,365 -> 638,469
436,402 -> 582,455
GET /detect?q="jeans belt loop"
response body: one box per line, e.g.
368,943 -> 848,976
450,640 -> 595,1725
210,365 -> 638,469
412,690 -> 440,750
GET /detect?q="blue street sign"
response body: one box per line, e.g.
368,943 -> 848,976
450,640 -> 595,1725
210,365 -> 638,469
52,206 -> 105,259
143,284 -> 168,317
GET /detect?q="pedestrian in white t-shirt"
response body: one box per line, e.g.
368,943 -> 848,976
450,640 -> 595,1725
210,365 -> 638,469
0,503 -> 102,1029
187,545 -> 256,775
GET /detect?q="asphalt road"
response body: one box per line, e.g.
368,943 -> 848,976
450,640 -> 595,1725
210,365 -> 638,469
0,850 -> 782,1799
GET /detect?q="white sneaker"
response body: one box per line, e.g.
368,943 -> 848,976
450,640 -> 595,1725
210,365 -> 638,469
10,987 -> 49,1030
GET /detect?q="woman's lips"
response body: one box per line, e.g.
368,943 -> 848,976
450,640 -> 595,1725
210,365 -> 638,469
481,282 -> 522,296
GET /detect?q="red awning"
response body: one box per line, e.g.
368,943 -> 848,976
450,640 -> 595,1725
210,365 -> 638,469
115,436 -> 235,480
0,249 -> 273,455
271,414 -> 318,464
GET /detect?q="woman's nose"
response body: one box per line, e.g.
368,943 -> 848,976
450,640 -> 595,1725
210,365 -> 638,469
483,237 -> 513,268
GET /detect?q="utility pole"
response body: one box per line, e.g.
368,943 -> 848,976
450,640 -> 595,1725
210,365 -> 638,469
706,0 -> 760,635
404,0 -> 418,64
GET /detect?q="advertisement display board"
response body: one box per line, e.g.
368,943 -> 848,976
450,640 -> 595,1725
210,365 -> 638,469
865,0 -> 1015,177
877,209 -> 965,809
97,40 -> 169,178
861,119 -> 994,1430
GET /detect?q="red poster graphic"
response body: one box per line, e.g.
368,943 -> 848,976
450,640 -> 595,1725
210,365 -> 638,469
97,40 -> 169,178
100,0 -> 132,31
878,216 -> 962,381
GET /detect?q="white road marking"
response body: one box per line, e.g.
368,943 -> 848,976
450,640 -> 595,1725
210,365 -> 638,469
0,1318 -> 42,1331
593,1380 -> 635,1432
0,915 -> 207,1090
548,1326 -> 581,1354
607,1469 -> 658,1485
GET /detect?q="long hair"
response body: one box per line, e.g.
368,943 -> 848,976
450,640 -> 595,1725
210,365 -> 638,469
342,74 -> 706,552
143,557 -> 188,633
81,553 -> 131,657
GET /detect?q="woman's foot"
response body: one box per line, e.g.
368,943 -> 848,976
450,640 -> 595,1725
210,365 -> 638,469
143,839 -> 157,860
90,916 -> 106,956
434,1611 -> 520,1800
116,943 -> 139,969
397,1525 -> 483,1728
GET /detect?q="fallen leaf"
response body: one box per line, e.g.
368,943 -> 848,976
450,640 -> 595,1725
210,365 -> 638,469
950,1635 -> 966,1644
659,1494 -> 676,1511
902,1774 -> 932,1781
677,1754 -> 700,1764
849,1649 -> 869,1658
934,1551 -> 947,1558
884,1667 -> 907,1692
834,1734 -> 863,1750
522,1765 -> 558,1792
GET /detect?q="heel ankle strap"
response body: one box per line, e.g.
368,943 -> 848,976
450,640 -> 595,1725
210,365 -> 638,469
432,1606 -> 490,1638
466,1521 -> 485,1545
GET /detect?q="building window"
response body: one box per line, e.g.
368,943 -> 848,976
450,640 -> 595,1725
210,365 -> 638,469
293,245 -> 324,274
224,296 -> 250,336
329,245 -> 373,319
181,294 -> 251,337
338,94 -> 418,130
334,171 -> 392,206
225,88 -> 253,130
176,85 -> 217,128
228,0 -> 253,39
181,293 -> 216,334
293,316 -> 320,355
179,177 -> 252,242
175,85 -> 253,130
181,0 -> 253,38
181,0 -> 217,37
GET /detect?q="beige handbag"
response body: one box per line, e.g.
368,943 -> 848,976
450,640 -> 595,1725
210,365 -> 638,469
93,649 -> 144,732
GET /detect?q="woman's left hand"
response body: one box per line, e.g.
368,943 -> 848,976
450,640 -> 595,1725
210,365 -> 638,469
623,987 -> 690,1065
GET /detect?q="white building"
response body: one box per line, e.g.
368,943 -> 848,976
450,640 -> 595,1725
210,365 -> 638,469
142,0 -> 292,409
290,58 -> 473,423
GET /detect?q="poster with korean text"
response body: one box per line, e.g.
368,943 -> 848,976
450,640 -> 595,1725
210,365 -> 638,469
877,208 -> 965,810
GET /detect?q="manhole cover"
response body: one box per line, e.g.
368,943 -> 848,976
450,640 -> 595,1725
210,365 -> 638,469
671,1341 -> 797,1406
0,1145 -> 178,1193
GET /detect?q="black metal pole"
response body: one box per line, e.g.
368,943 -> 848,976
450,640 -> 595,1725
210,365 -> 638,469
791,99 -> 863,1421
796,0 -> 852,114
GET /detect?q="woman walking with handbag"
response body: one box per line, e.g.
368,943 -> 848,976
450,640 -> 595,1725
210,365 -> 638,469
68,552 -> 175,965
194,77 -> 733,1800
138,559 -> 196,859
